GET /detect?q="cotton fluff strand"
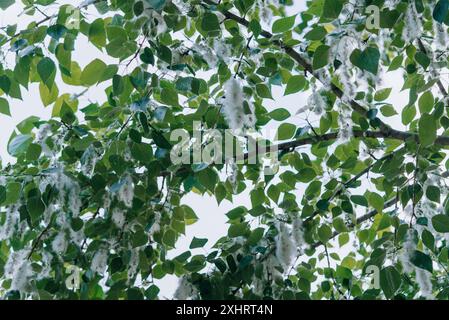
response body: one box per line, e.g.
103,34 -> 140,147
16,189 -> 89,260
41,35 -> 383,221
275,222 -> 295,268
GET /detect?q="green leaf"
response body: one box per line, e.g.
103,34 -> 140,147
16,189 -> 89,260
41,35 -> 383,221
426,185 -> 440,202
0,186 -> 5,206
81,59 -> 107,86
26,143 -> 42,161
415,52 -> 430,69
89,18 -> 106,47
313,45 -> 330,70
422,229 -> 435,250
374,88 -> 392,102
39,81 -> 59,107
228,223 -> 248,238
410,250 -> 433,273
37,57 -> 56,88
0,0 -> 14,10
350,47 -> 380,75
305,26 -> 327,40
318,224 -> 332,243
433,0 -> 449,23
380,266 -> 401,299
214,183 -> 226,204
284,75 -> 306,95
0,75 -> 11,94
388,55 -> 403,71
350,195 -> 368,207
277,123 -> 296,140
402,104 -> 416,125
247,228 -> 264,246
162,229 -> 177,248
0,97 -> 10,116
368,192 -> 384,213
269,108 -> 291,121
380,104 -> 397,117
272,15 -> 296,33
201,12 -> 220,32
27,194 -> 45,224
432,214 -> 449,233
256,83 -> 273,99
322,0 -> 344,19
160,88 -> 179,106
145,285 -> 160,300
418,91 -> 434,114
140,47 -> 154,65
197,168 -> 218,192
250,188 -> 265,207
8,134 -> 32,156
145,0 -> 166,11
418,113 -> 437,147
190,237 -> 208,249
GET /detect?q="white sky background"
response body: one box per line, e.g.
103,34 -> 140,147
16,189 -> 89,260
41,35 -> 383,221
0,1 -> 418,298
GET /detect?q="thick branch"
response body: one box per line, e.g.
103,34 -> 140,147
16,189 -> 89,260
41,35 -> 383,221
203,1 -> 449,146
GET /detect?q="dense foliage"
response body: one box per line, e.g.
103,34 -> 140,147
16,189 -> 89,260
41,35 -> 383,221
2,0 -> 449,300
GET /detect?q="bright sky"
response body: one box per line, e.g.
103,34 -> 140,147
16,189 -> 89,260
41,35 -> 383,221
0,1 -> 413,298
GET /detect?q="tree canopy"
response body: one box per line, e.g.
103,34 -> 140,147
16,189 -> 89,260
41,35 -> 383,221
1,0 -> 449,300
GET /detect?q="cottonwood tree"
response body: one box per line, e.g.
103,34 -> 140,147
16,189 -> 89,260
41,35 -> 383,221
1,0 -> 449,300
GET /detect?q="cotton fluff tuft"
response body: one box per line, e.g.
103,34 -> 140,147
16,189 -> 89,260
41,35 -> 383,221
91,249 -> 109,274
127,249 -> 140,282
292,217 -> 307,249
112,208 -> 126,228
118,174 -> 134,208
402,2 -> 422,42
399,229 -> 416,274
55,171 -> 82,217
222,78 -> 245,131
143,7 -> 167,35
264,255 -> 283,282
334,36 -> 357,99
415,268 -> 433,299
305,84 -> 327,115
213,39 -> 231,64
79,0 -> 96,7
80,145 -> 101,178
434,22 -> 448,50
173,276 -> 198,300
171,0 -> 190,14
4,250 -> 28,278
193,43 -> 218,68
4,250 -> 32,292
275,222 -> 295,268
149,212 -> 161,235
228,159 -> 239,193
52,231 -> 68,253
337,104 -> 353,144
11,260 -> 33,292
0,205 -> 20,241
222,78 -> 256,133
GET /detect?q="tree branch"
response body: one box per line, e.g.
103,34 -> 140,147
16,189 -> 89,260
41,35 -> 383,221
7,0 -> 105,43
202,1 -> 448,146
416,38 -> 448,98
310,198 -> 398,250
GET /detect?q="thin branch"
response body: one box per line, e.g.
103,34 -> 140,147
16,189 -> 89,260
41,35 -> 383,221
27,223 -> 52,259
304,148 -> 400,224
6,0 -> 105,43
416,38 -> 448,97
